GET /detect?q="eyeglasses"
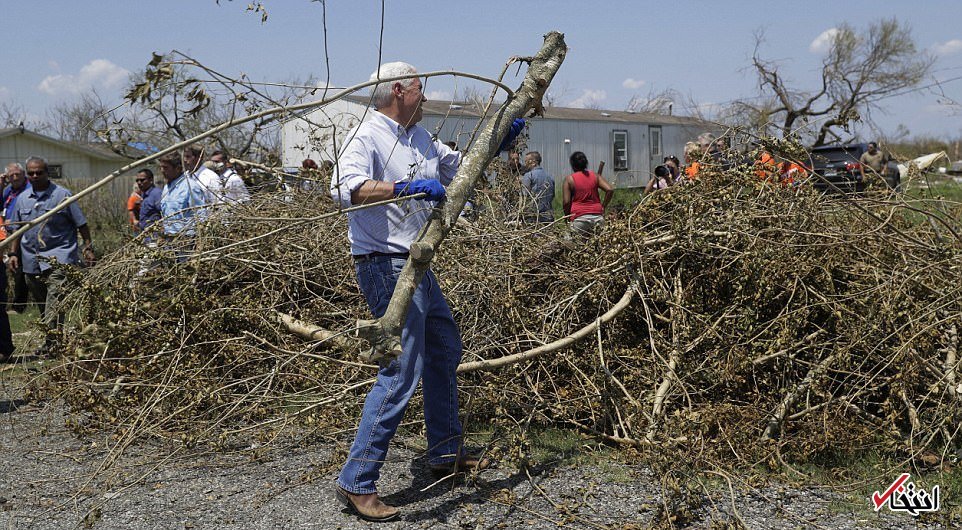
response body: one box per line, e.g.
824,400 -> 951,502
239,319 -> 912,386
26,171 -> 45,176
136,178 -> 150,182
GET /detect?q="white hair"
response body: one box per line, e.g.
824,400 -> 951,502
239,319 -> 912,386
5,162 -> 24,172
25,156 -> 47,168
369,62 -> 418,109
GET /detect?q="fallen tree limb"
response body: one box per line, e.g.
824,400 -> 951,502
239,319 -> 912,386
762,350 -> 842,440
274,313 -> 351,348
942,323 -> 961,401
646,267 -> 684,443
456,281 -> 635,374
277,280 -> 636,374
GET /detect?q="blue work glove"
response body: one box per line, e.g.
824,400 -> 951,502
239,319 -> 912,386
498,118 -> 526,152
393,179 -> 446,201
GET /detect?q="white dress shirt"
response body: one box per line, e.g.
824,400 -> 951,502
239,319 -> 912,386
218,168 -> 250,203
331,111 -> 460,255
193,166 -> 223,205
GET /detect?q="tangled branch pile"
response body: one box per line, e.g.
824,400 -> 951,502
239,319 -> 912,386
37,161 -> 962,470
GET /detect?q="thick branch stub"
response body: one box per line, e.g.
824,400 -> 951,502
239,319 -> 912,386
355,319 -> 401,368
409,242 -> 435,263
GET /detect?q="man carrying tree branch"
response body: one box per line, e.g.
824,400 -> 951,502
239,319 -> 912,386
329,61 -> 522,522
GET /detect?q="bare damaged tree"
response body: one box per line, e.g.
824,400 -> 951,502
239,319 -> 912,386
713,99 -> 779,137
90,52 -> 304,161
0,100 -> 51,134
454,85 -> 490,111
542,81 -> 569,108
46,91 -> 117,144
753,18 -> 933,146
626,87 -> 681,115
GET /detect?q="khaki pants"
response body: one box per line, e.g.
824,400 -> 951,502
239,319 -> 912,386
25,268 -> 69,331
570,214 -> 604,239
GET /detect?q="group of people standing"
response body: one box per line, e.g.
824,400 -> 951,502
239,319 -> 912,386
0,147 -> 250,364
644,135 -> 810,191
128,147 -> 250,237
507,149 -> 614,237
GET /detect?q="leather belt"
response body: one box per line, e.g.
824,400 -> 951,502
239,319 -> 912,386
352,252 -> 409,262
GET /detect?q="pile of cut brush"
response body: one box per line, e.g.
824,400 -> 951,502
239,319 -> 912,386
36,156 -> 962,471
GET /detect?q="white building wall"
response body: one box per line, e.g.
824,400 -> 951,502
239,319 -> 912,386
0,135 -> 93,179
281,99 -> 372,168
662,123 -> 704,163
0,134 -> 133,207
524,119 -> 655,188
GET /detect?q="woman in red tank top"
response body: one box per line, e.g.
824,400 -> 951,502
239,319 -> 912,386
562,151 -> 614,238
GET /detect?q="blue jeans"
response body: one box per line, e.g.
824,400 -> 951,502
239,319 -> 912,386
337,256 -> 464,494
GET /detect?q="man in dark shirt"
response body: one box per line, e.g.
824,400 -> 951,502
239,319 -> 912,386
521,151 -> 555,224
2,163 -> 31,313
859,142 -> 886,184
136,169 -> 163,233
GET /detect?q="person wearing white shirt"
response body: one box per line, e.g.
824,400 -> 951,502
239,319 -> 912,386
183,147 -> 223,205
329,61 -> 492,523
209,150 -> 250,203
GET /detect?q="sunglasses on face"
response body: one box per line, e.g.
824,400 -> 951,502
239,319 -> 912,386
26,171 -> 45,176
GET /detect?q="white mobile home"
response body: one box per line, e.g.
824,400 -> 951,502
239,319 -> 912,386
281,96 -> 715,189
0,127 -> 136,204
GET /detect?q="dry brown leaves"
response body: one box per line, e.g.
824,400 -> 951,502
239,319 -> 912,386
36,160 -> 962,472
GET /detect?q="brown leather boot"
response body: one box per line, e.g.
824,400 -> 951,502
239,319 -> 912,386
428,453 -> 492,478
334,486 -> 400,522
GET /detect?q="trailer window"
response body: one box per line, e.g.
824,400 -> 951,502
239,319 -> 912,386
613,130 -> 629,171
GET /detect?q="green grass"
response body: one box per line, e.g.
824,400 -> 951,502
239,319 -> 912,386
903,174 -> 962,202
774,447 -> 962,520
9,305 -> 40,335
881,173 -> 962,228
528,427 -> 590,464
551,187 -> 645,220
396,421 -> 621,471
1,306 -> 41,379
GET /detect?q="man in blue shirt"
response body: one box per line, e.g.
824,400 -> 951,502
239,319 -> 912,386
158,153 -> 207,237
521,151 -> 556,224
136,168 -> 162,233
2,162 -> 31,313
6,157 -> 95,353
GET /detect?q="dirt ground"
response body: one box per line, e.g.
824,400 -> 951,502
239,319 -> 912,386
0,357 -> 953,530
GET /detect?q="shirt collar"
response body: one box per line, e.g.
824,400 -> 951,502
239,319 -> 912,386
168,173 -> 188,187
28,182 -> 55,199
372,110 -> 412,138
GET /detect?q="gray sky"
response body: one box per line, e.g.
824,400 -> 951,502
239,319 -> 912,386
3,0 -> 961,140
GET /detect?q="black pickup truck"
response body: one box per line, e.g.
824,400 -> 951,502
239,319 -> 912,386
809,144 -> 900,193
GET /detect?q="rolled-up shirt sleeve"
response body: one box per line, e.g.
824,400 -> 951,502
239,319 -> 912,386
436,141 -> 461,186
331,137 -> 374,208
